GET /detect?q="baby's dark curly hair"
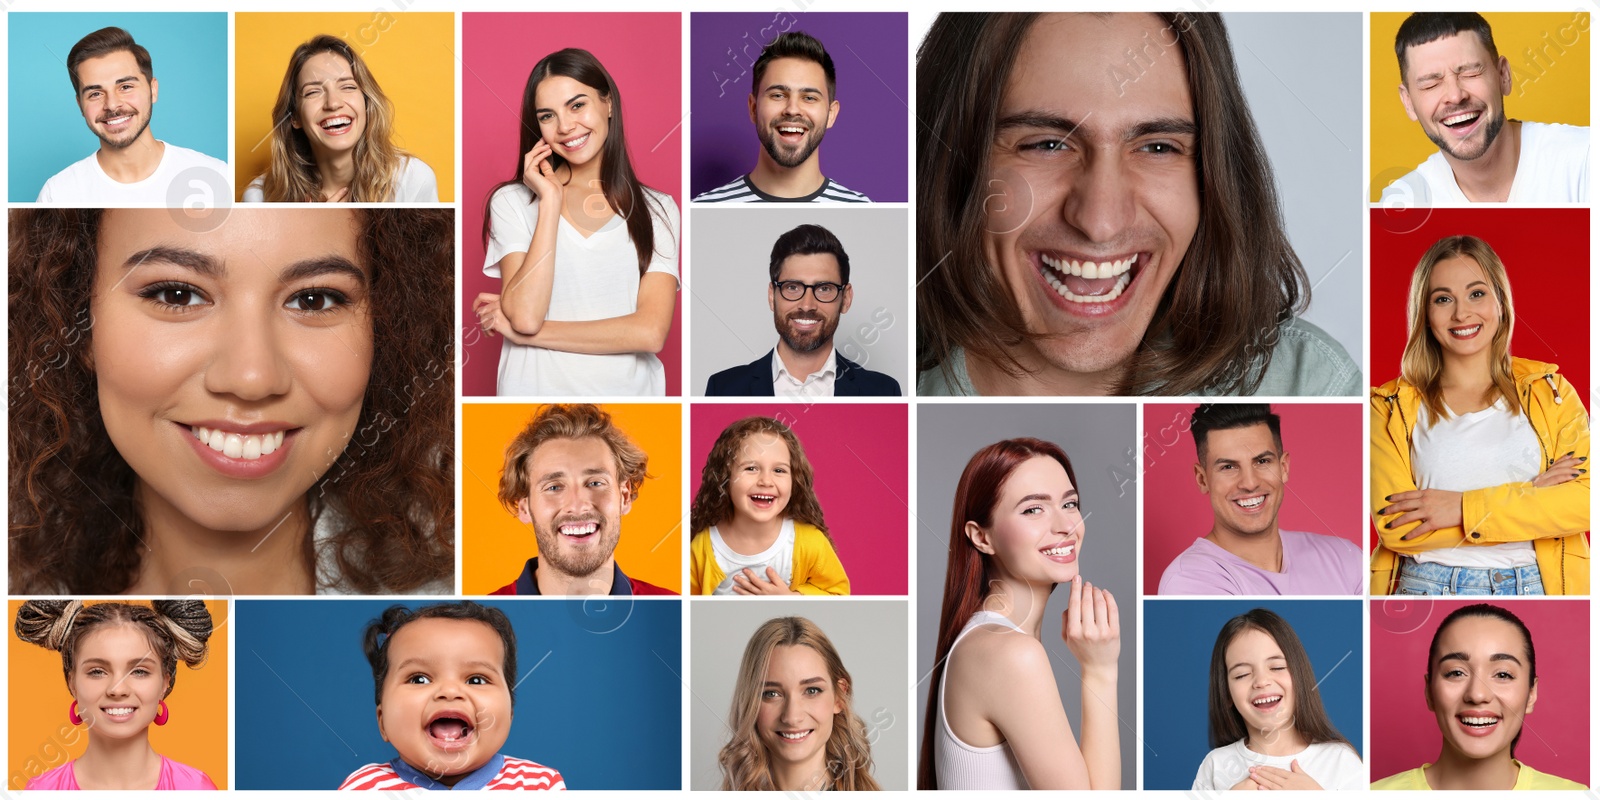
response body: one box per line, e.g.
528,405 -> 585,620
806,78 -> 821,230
362,602 -> 518,707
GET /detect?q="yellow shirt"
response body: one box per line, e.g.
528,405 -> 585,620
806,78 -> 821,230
1372,761 -> 1587,790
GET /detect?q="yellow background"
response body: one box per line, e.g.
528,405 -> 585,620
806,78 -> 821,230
1370,12 -> 1590,200
7,600 -> 230,790
462,403 -> 683,594
234,12 -> 456,201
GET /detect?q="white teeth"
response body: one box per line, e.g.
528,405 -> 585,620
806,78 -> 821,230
559,522 -> 598,536
1040,254 -> 1136,279
1443,112 -> 1479,126
192,426 -> 286,460
321,116 -> 352,129
779,730 -> 811,740
1450,324 -> 1481,337
1042,269 -> 1132,304
104,707 -> 135,716
1236,496 -> 1266,508
1042,545 -> 1075,556
1253,695 -> 1281,706
562,133 -> 589,149
1462,716 -> 1497,725
751,494 -> 776,501
778,126 -> 805,134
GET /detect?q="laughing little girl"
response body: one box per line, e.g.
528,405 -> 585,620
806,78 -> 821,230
689,417 -> 849,596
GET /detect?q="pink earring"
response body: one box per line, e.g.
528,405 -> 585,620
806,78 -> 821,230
69,701 -> 83,726
154,701 -> 169,726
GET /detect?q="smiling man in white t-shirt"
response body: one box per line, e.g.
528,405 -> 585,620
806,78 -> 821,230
36,27 -> 229,205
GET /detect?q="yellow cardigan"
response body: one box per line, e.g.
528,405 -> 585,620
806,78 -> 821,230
1369,357 -> 1590,595
690,522 -> 851,595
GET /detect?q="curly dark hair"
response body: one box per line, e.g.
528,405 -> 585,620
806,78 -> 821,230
688,416 -> 829,539
15,599 -> 215,699
362,602 -> 518,707
8,209 -> 455,594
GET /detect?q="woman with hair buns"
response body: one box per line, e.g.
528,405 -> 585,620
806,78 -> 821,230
14,600 -> 218,790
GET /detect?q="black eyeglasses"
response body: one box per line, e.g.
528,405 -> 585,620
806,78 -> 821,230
772,280 -> 845,303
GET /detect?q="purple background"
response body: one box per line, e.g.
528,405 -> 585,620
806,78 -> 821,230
689,12 -> 908,202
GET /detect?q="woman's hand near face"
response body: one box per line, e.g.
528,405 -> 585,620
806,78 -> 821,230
521,140 -> 564,203
1248,760 -> 1322,790
1061,575 -> 1120,676
1532,452 -> 1586,488
731,567 -> 800,596
1380,489 -> 1465,540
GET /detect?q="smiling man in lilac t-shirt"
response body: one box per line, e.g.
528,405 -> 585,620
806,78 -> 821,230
1158,404 -> 1363,595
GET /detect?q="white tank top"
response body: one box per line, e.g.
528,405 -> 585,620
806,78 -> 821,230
935,610 -> 1030,789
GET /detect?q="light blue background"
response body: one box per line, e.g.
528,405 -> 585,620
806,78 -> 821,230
234,599 -> 682,790
8,13 -> 228,201
1141,599 -> 1365,790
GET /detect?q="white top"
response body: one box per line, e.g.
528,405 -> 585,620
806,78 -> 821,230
936,611 -> 1029,789
771,346 -> 838,398
1193,740 -> 1366,790
242,155 -> 438,202
707,519 -> 795,595
1382,121 -> 1589,205
483,183 -> 680,397
37,141 -> 229,205
1410,398 -> 1540,568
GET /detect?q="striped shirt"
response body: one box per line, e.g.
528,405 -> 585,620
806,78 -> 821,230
693,174 -> 870,203
340,755 -> 566,790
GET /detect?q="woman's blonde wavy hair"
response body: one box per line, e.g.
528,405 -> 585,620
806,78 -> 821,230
1401,234 -> 1519,421
718,617 -> 881,791
262,35 -> 407,202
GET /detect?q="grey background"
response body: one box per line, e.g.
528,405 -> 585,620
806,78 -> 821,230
908,12 -> 1365,372
690,599 -> 909,790
916,404 -> 1138,789
689,207 -> 910,395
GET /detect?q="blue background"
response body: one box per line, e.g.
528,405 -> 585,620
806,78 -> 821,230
8,12 -> 228,201
234,599 -> 682,790
1142,599 -> 1365,790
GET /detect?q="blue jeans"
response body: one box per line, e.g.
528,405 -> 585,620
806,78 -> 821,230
1396,557 -> 1545,596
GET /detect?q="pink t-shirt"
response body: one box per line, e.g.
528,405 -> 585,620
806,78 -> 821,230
1158,530 -> 1363,595
25,756 -> 218,790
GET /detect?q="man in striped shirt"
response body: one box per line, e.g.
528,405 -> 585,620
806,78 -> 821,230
694,31 -> 870,203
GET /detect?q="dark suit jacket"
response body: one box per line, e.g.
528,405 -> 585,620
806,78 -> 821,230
705,349 -> 902,396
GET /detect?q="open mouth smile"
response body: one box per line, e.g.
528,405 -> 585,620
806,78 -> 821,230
1232,494 -> 1268,511
1251,694 -> 1283,712
558,520 -> 599,539
101,706 -> 138,721
1448,324 -> 1482,339
1035,252 -> 1147,316
1457,713 -> 1501,736
775,729 -> 813,742
560,133 -> 590,150
319,116 -> 354,135
1040,540 -> 1078,563
749,493 -> 779,510
181,421 -> 298,479
426,710 -> 477,752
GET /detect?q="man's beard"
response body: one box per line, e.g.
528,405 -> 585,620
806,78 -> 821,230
95,106 -> 152,150
532,514 -> 618,579
758,116 -> 826,169
1427,105 -> 1505,162
775,309 -> 839,354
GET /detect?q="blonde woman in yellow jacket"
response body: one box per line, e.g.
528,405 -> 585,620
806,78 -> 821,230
1370,236 -> 1589,596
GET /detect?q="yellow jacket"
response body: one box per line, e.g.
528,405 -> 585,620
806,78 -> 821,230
1370,357 -> 1590,595
690,521 -> 851,595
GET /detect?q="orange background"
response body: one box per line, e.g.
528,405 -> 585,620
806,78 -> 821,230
7,600 -> 230,790
462,403 -> 683,594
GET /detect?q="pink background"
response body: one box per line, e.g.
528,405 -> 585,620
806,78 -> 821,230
461,13 -> 684,396
1141,403 -> 1364,594
689,403 -> 908,595
1370,599 -> 1589,786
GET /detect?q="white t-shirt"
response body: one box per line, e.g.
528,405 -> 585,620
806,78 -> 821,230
708,519 -> 796,595
1382,121 -> 1589,205
1193,740 -> 1365,790
36,141 -> 229,205
771,346 -> 838,397
241,155 -> 438,202
483,183 -> 680,397
1410,398 -> 1541,568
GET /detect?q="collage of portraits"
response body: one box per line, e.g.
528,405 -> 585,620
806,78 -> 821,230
2,4 -> 1593,796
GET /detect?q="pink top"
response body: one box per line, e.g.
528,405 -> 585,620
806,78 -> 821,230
25,756 -> 218,790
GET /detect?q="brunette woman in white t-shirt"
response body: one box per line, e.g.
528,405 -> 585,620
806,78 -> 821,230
1370,235 -> 1589,595
473,48 -> 680,397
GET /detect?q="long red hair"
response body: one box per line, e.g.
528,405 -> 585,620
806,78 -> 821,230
917,438 -> 1077,789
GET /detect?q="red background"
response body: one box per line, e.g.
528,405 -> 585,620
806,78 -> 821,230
1141,403 -> 1364,594
689,403 -> 908,595
1369,598 -> 1589,786
461,13 -> 684,396
1370,208 -> 1590,402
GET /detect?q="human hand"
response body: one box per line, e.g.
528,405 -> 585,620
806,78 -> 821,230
1249,760 -> 1322,790
321,186 -> 350,203
472,293 -> 512,337
1532,452 -> 1586,488
521,140 -> 563,202
731,567 -> 799,596
1380,489 -> 1464,540
1229,775 -> 1262,791
1061,575 -> 1119,673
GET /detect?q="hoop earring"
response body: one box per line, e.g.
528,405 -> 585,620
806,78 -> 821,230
69,701 -> 83,726
154,701 -> 169,726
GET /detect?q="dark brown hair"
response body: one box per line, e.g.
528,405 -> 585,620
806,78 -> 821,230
918,438 -> 1077,789
480,49 -> 671,276
16,600 -> 214,699
8,209 -> 455,594
362,602 -> 518,707
1395,13 -> 1498,81
915,13 -> 1308,395
688,416 -> 829,537
752,31 -> 837,99
1206,608 -> 1353,750
1427,603 -> 1536,757
67,27 -> 153,96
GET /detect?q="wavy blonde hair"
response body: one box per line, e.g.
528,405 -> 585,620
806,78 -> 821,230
719,617 -> 881,791
1400,235 -> 1519,421
688,416 -> 829,538
263,35 -> 407,202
